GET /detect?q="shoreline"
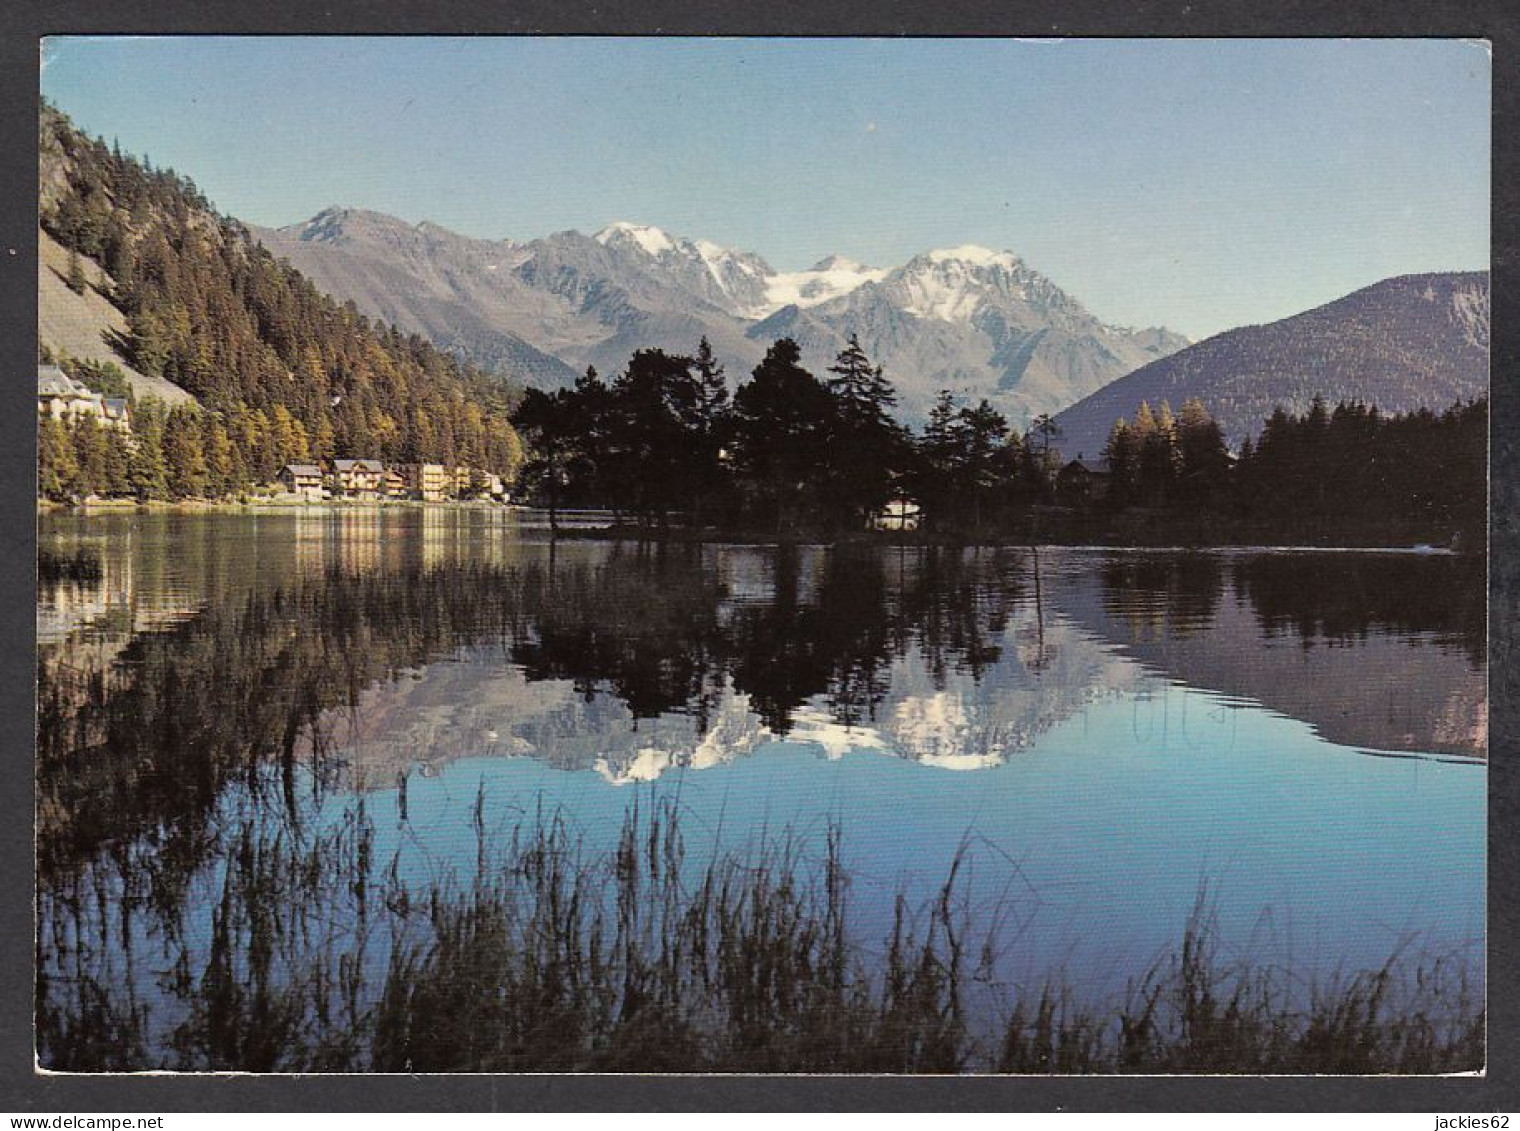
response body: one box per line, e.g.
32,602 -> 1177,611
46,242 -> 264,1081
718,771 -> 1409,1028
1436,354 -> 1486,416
530,521 -> 1471,555
39,495 -> 513,514
36,499 -> 1474,554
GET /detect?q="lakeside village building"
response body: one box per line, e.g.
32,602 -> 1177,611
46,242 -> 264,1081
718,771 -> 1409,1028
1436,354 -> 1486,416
278,459 -> 508,503
37,364 -> 131,432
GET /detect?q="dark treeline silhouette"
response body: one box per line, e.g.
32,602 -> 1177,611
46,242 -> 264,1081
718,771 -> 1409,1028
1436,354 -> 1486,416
513,337 -> 917,534
512,336 -> 1074,537
39,103 -> 524,501
512,330 -> 1485,547
1101,395 -> 1487,546
510,333 -> 1102,536
1232,398 -> 1486,545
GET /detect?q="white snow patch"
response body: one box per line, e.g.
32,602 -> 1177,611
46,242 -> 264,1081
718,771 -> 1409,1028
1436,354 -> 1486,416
764,262 -> 886,311
926,245 -> 1021,269
595,221 -> 676,257
591,687 -> 771,784
892,692 -> 1005,770
898,264 -> 987,323
787,706 -> 889,759
596,747 -> 674,784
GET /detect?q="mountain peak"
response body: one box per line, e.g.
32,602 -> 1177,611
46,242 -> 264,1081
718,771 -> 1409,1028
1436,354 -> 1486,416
288,206 -> 420,245
594,221 -> 677,257
922,245 -> 1023,270
288,205 -> 353,240
810,254 -> 875,273
885,245 -> 1047,325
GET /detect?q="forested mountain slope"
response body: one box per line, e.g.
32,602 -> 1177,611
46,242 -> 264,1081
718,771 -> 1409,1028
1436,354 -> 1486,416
39,102 -> 523,478
37,226 -> 194,405
1052,272 -> 1489,457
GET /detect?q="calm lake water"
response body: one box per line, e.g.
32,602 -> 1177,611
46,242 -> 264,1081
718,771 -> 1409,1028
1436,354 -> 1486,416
36,508 -> 1487,1064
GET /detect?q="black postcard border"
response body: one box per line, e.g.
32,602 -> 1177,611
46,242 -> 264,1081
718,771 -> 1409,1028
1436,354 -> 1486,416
2,2 -> 1515,1113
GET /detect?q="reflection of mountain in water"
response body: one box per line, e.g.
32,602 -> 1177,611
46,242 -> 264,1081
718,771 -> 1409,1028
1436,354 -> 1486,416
315,617 -> 1149,788
1047,552 -> 1486,757
307,546 -> 1149,787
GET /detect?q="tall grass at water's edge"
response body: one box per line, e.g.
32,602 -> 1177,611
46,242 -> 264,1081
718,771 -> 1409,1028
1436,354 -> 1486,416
37,795 -> 1483,1075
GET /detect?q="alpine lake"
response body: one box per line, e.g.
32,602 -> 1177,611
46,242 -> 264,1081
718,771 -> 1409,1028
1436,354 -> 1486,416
36,507 -> 1486,1071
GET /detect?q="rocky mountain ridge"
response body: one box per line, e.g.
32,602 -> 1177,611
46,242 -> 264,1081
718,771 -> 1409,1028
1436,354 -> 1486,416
255,208 -> 1190,424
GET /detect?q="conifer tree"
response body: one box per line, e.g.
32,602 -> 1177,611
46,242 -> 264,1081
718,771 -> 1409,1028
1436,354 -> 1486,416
1030,413 -> 1063,464
826,334 -> 897,425
68,417 -> 107,497
127,401 -> 170,500
1176,398 -> 1230,504
689,337 -> 732,525
1102,418 -> 1139,508
957,399 -> 1014,535
1134,400 -> 1177,503
732,339 -> 836,533
605,348 -> 703,526
822,336 -> 904,529
203,418 -> 240,497
37,416 -> 78,501
163,406 -> 209,498
66,248 -> 87,295
513,386 -> 578,531
915,390 -> 962,530
100,426 -> 132,496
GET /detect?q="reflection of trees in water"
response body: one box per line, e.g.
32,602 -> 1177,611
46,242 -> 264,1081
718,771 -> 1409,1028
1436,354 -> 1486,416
472,543 -> 1023,738
510,543 -> 731,725
1099,554 -> 1225,641
1231,554 -> 1485,665
37,563 -> 528,880
1095,552 -> 1484,667
1085,550 -> 1487,757
899,548 -> 1021,685
725,547 -> 1022,733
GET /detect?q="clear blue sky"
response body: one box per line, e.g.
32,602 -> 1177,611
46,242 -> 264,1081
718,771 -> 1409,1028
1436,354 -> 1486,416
41,37 -> 1489,340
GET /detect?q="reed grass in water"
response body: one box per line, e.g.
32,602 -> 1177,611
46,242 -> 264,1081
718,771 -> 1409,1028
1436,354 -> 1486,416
36,794 -> 1482,1074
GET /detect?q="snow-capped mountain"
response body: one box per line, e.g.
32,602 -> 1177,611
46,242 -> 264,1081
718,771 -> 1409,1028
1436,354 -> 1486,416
254,209 -> 1190,424
593,221 -> 777,318
751,246 -> 1190,421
